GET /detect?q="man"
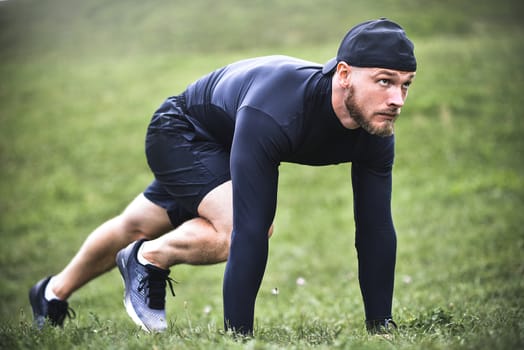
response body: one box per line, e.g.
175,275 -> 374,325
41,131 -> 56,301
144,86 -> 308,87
116,17 -> 416,335
30,18 -> 416,336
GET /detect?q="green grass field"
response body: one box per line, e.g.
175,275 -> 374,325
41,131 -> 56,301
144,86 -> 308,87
1,0 -> 523,349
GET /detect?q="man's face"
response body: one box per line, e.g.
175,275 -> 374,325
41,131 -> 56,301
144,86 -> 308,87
344,67 -> 415,137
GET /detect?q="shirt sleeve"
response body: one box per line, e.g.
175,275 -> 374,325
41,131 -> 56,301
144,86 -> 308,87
223,106 -> 290,334
351,161 -> 397,320
352,161 -> 394,233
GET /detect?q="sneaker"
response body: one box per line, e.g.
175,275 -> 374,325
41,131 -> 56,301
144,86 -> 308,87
366,318 -> 398,335
116,239 -> 175,332
29,276 -> 75,329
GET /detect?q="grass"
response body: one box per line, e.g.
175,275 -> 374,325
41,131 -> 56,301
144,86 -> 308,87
1,0 -> 523,349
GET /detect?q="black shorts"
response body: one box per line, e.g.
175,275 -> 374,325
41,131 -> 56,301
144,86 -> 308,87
143,95 -> 231,226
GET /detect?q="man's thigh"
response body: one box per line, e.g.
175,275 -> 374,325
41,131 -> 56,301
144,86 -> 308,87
146,130 -> 230,216
197,180 -> 232,234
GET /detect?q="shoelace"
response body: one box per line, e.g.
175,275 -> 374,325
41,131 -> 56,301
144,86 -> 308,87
47,299 -> 76,326
138,266 -> 177,310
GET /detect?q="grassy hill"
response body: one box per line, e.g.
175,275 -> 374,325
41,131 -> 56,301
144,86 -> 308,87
1,0 -> 522,59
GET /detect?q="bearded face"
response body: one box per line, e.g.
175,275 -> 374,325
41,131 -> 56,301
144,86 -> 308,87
343,85 -> 398,137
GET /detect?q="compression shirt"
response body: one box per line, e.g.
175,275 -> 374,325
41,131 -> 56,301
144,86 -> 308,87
181,55 -> 396,333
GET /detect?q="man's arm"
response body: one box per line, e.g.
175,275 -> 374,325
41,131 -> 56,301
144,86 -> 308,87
223,107 -> 289,335
351,161 -> 397,321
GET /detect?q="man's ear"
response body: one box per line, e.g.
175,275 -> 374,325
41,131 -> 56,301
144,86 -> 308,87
336,62 -> 352,88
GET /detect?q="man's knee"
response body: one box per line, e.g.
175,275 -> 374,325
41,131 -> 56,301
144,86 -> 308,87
111,214 -> 147,240
219,222 -> 274,246
117,194 -> 173,239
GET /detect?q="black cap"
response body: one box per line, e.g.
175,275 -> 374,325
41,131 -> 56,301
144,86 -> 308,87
322,18 -> 417,74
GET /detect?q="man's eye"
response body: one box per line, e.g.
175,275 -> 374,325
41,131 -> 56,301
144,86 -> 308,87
378,79 -> 390,86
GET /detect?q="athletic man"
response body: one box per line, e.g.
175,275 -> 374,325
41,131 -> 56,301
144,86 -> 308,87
30,18 -> 416,336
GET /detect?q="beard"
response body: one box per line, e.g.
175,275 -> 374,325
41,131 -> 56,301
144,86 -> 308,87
344,87 -> 396,137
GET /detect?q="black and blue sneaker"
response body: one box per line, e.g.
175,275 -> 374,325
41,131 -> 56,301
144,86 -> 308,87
29,276 -> 75,329
116,240 -> 175,332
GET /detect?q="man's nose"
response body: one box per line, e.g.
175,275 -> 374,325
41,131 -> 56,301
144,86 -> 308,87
388,87 -> 405,108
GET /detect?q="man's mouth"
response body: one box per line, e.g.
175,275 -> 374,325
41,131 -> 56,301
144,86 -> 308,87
376,112 -> 398,121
